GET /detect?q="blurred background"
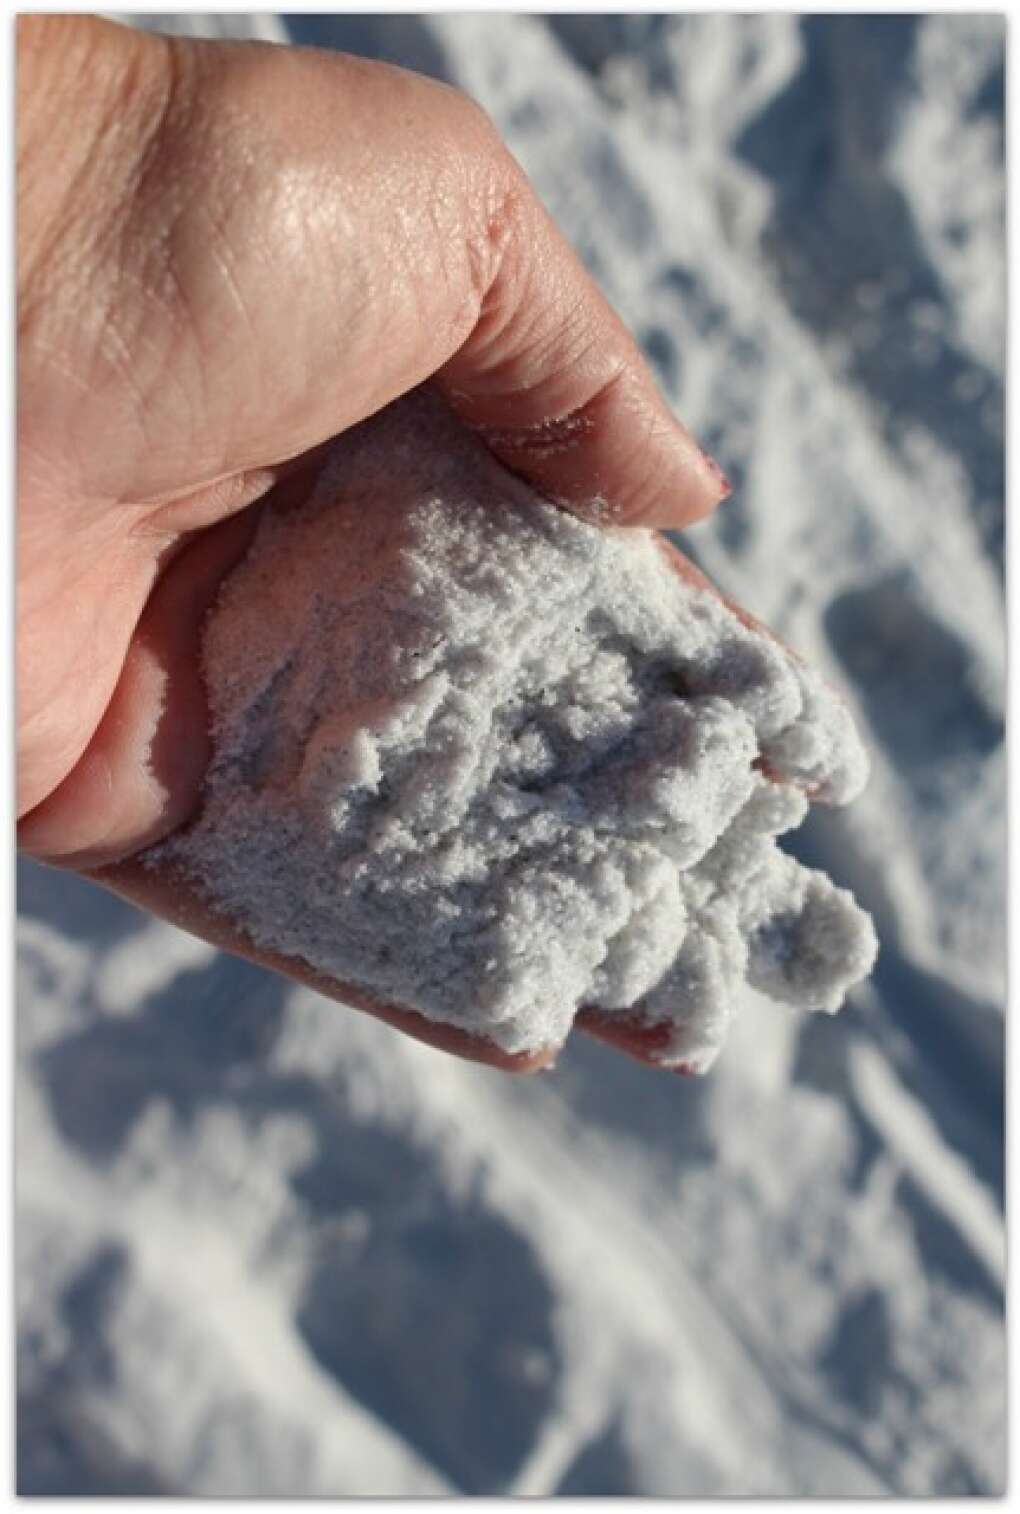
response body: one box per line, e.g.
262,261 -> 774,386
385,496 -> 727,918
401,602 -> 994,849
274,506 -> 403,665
17,12 -> 1005,1495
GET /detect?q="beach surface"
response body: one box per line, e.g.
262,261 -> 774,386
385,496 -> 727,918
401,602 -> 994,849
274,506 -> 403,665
17,13 -> 1005,1495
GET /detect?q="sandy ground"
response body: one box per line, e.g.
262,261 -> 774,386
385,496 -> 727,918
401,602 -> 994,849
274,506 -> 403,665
17,13 -> 1004,1495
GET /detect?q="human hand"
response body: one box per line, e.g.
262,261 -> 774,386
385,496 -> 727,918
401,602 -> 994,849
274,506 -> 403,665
17,16 -> 732,1070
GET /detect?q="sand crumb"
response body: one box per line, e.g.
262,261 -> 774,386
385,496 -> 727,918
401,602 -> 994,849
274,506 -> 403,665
149,390 -> 877,1069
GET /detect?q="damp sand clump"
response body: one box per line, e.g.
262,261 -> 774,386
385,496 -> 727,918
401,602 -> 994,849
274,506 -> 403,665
152,392 -> 877,1070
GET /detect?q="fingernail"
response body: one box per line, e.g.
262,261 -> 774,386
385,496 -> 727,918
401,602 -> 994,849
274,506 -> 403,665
700,448 -> 732,500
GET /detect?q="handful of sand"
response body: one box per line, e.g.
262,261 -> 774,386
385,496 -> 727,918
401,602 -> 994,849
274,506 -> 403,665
150,390 -> 877,1071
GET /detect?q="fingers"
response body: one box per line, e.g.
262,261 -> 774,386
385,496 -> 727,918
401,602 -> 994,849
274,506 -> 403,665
17,508 -> 262,870
437,179 -> 731,528
87,851 -> 680,1075
574,1009 -> 700,1073
87,855 -> 559,1075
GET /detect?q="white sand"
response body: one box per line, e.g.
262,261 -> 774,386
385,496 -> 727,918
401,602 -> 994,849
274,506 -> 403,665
152,390 -> 876,1068
18,17 -> 1003,1498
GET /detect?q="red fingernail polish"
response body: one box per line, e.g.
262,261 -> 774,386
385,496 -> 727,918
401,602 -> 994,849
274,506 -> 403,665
701,449 -> 732,499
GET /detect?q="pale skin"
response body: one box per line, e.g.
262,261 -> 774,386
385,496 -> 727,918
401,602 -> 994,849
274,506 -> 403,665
18,15 -> 743,1072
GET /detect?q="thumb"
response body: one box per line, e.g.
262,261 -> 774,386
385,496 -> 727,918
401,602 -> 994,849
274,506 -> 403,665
23,26 -> 727,531
438,182 -> 730,527
221,36 -> 731,526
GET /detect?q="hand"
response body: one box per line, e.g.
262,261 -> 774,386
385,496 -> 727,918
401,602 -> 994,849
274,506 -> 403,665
17,16 -> 731,1071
